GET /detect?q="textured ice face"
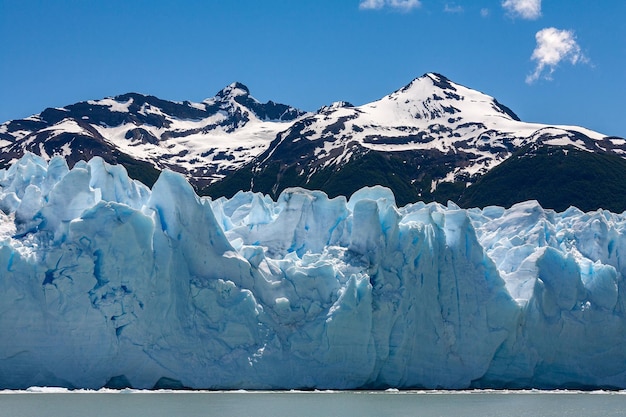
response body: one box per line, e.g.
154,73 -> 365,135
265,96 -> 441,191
0,153 -> 625,390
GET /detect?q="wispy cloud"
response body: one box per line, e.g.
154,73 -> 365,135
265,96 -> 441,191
526,28 -> 588,84
359,0 -> 421,12
502,0 -> 541,20
359,0 -> 385,9
480,8 -> 490,17
444,3 -> 463,13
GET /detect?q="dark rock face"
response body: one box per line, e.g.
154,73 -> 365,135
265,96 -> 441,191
125,128 -> 159,145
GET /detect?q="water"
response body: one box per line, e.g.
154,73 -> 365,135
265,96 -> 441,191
1,390 -> 625,417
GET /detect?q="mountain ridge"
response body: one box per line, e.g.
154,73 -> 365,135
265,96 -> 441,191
1,73 -> 624,210
209,73 -> 624,207
0,83 -> 308,188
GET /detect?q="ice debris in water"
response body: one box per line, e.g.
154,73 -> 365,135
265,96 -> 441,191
1,153 -> 626,390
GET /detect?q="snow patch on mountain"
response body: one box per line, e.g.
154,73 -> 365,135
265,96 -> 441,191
41,119 -> 90,136
87,97 -> 134,113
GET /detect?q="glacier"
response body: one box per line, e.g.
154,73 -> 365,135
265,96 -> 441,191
1,153 -> 626,390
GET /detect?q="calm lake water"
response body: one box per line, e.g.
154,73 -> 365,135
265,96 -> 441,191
1,389 -> 625,417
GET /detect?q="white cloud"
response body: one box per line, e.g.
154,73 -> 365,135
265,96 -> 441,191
526,27 -> 588,84
359,0 -> 421,12
444,3 -> 463,13
480,8 -> 490,17
502,0 -> 541,20
359,0 -> 385,9
388,0 -> 421,11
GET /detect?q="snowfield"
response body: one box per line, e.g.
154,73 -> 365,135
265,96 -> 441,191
0,153 -> 625,390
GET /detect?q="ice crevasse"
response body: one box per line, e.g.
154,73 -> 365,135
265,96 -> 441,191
0,153 -> 625,390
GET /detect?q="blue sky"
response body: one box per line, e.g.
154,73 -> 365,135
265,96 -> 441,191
1,0 -> 624,137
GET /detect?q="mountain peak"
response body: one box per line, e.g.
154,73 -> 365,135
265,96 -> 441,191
215,82 -> 250,100
382,72 -> 522,122
203,82 -> 306,123
318,101 -> 354,113
396,72 -> 457,95
424,72 -> 457,90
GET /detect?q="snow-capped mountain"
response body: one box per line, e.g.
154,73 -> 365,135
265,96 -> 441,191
0,82 -> 307,188
232,73 -> 624,205
1,73 -> 623,207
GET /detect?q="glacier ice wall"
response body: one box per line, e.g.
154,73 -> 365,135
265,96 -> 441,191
1,153 -> 626,389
